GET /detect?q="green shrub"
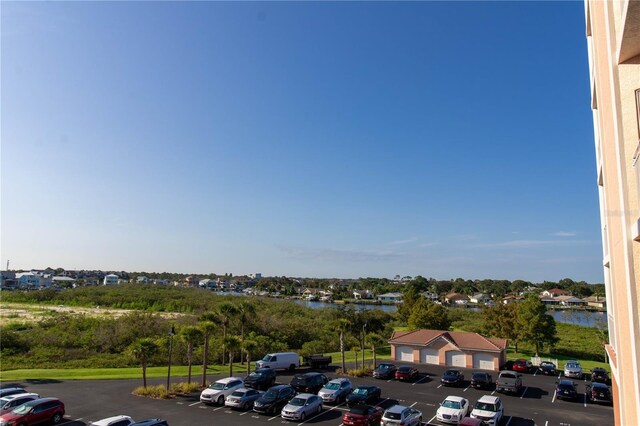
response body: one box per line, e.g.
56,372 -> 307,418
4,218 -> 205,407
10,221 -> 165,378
132,384 -> 172,399
346,367 -> 373,377
171,382 -> 201,394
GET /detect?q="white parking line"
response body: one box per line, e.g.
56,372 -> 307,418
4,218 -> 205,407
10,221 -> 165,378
387,379 -> 392,383
412,375 -> 430,386
268,413 -> 280,421
189,401 -> 202,407
298,403 -> 346,426
519,387 -> 529,399
213,405 -> 227,411
545,421 -> 549,426
428,415 -> 437,424
504,416 -> 512,426
463,385 -> 471,392
534,370 -> 538,377
375,398 -> 389,407
437,384 -> 443,389
240,410 -> 252,416
552,390 -> 557,403
491,390 -> 496,395
409,402 -> 417,407
584,394 -> 587,407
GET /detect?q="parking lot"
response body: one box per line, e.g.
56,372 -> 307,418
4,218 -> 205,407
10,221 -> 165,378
4,363 -> 613,426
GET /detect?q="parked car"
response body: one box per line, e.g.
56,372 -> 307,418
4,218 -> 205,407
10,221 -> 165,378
225,388 -> 264,410
537,361 -> 557,376
129,420 -> 169,426
470,395 -> 504,425
290,372 -> 329,394
436,396 -> 470,424
590,368 -> 610,384
200,377 -> 245,405
302,354 -> 332,369
373,363 -> 398,380
588,382 -> 612,405
318,378 -> 353,404
342,405 -> 384,426
346,385 -> 381,407
395,366 -> 419,382
0,388 -> 26,399
381,405 -> 422,426
244,368 -> 277,390
253,385 -> 296,415
0,397 -> 65,425
495,371 -> 522,394
470,372 -> 493,390
89,415 -> 134,426
280,393 -> 323,421
512,359 -> 533,373
563,360 -> 583,379
555,380 -> 579,401
255,352 -> 300,371
441,370 -> 464,387
0,393 -> 40,415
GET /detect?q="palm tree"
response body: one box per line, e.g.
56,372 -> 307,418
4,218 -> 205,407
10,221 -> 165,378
365,333 -> 385,369
200,321 -> 216,387
236,301 -> 255,364
223,335 -> 242,377
217,302 -> 239,365
242,339 -> 258,376
336,318 -> 350,373
180,326 -> 203,385
128,338 -> 158,388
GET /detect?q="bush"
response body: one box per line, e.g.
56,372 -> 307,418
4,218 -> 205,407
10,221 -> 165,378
171,382 -> 201,395
346,367 -> 373,377
132,384 -> 172,399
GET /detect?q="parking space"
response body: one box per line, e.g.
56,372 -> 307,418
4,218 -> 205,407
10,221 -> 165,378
6,363 -> 613,426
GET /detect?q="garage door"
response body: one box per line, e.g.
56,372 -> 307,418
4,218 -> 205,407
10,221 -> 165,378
395,346 -> 414,362
445,351 -> 466,367
420,348 -> 439,365
473,353 -> 496,370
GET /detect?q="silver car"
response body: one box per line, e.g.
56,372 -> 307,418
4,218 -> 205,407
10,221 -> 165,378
281,394 -> 323,420
225,388 -> 263,410
318,378 -> 352,404
382,405 -> 422,426
0,393 -> 40,415
564,360 -> 583,379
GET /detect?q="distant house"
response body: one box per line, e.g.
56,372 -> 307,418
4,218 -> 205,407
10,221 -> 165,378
353,290 -> 374,300
584,296 -> 607,309
184,276 -> 199,288
555,295 -> 586,307
542,288 -> 570,298
421,291 -> 439,302
103,274 -> 119,285
248,273 -> 262,280
502,295 -> 525,304
540,296 -> 560,306
378,292 -> 403,303
52,276 -> 75,286
470,293 -> 491,304
199,278 -> 215,288
16,272 -> 41,288
445,293 -> 469,305
137,276 -> 149,284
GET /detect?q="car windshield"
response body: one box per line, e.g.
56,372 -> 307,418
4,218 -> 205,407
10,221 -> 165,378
262,389 -> 278,402
231,391 -> 246,397
444,370 -> 458,376
500,372 -> 516,379
384,412 -> 401,420
11,403 -> 33,415
378,365 -> 390,370
352,388 -> 368,395
442,400 -> 461,409
350,406 -> 370,415
209,383 -> 225,390
262,355 -> 273,362
472,373 -> 486,380
398,367 -> 410,372
558,383 -> 574,390
250,372 -> 264,378
289,397 -> 306,406
566,363 -> 579,368
541,362 -> 554,367
325,383 -> 341,390
475,402 -> 497,412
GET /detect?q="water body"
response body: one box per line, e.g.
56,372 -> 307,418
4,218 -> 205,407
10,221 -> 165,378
293,299 -> 606,328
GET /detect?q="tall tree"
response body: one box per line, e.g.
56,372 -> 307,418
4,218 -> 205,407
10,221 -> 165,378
483,303 -> 521,352
200,320 -> 216,387
217,302 -> 239,365
180,326 -> 203,385
407,298 -> 451,330
236,301 -> 256,364
223,335 -> 242,377
518,295 -> 559,355
365,333 -> 385,369
128,338 -> 158,389
242,339 -> 258,376
336,318 -> 350,373
397,286 -> 420,322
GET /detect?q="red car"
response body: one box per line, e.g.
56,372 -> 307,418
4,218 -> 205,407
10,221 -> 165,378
511,359 -> 533,373
395,366 -> 419,381
0,397 -> 65,425
342,404 -> 384,426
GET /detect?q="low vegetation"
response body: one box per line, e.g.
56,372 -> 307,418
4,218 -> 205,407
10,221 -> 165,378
132,384 -> 172,399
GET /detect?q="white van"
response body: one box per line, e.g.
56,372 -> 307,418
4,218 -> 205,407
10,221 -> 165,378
255,352 -> 300,371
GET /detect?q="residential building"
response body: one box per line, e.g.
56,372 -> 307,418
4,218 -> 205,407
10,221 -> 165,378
103,274 -> 119,285
184,276 -> 199,288
16,272 -> 40,288
420,291 -> 439,302
541,288 -> 570,298
353,289 -> 374,300
445,293 -> 469,305
469,293 -> 491,304
584,0 -> 640,423
377,292 -> 403,303
584,295 -> 607,309
554,296 -> 586,307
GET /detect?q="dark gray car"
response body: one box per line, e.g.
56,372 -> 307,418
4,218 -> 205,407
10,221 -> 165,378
225,388 -> 264,410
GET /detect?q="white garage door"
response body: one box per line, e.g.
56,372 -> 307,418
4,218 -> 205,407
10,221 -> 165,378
445,351 -> 466,367
473,353 -> 496,370
395,346 -> 414,362
420,348 -> 439,365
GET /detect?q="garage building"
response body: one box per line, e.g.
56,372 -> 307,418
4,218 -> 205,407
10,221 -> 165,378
389,329 -> 508,371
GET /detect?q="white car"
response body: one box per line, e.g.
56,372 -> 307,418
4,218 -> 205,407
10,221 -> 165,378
0,393 -> 40,415
470,395 -> 504,425
564,360 -> 583,379
436,396 -> 470,424
200,377 -> 245,405
281,393 -> 323,420
318,378 -> 352,403
382,405 -> 422,426
88,415 -> 134,426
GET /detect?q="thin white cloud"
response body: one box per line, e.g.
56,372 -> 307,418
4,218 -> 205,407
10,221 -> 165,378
388,237 -> 419,245
472,239 -> 593,248
552,231 -> 577,237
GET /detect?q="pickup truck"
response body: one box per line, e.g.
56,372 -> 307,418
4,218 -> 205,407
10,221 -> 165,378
302,354 -> 332,369
495,371 -> 522,394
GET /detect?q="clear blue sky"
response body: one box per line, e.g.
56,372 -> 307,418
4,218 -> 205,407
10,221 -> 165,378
1,1 -> 602,283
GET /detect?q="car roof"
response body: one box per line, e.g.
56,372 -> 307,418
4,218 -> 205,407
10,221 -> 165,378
292,393 -> 316,399
592,367 -> 606,372
558,379 -> 575,386
476,395 -> 500,404
355,385 -> 377,389
130,420 -> 167,426
385,405 -> 410,414
217,377 -> 244,384
444,396 -> 466,402
328,378 -> 350,384
591,382 -> 609,389
24,397 -> 60,406
90,415 -> 133,425
0,393 -> 39,401
298,372 -> 324,378
444,369 -> 461,374
268,384 -> 291,391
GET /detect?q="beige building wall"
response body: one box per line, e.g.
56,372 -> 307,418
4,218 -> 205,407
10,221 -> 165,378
585,1 -> 640,424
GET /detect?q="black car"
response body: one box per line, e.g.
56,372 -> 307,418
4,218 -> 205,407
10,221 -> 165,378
290,372 -> 329,394
470,372 -> 493,389
537,361 -> 557,376
591,368 -> 610,384
130,420 -> 169,426
253,385 -> 295,415
346,385 -> 381,407
373,363 -> 397,379
555,380 -> 578,401
588,382 -> 612,405
441,370 -> 464,387
0,387 -> 26,398
245,368 -> 277,390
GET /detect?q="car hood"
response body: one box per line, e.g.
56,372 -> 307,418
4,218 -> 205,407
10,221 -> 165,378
438,407 -> 463,417
202,389 -> 223,397
282,404 -> 304,412
471,409 -> 498,419
319,389 -> 338,396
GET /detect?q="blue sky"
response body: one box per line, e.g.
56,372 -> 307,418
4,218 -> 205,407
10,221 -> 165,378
1,1 -> 602,283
